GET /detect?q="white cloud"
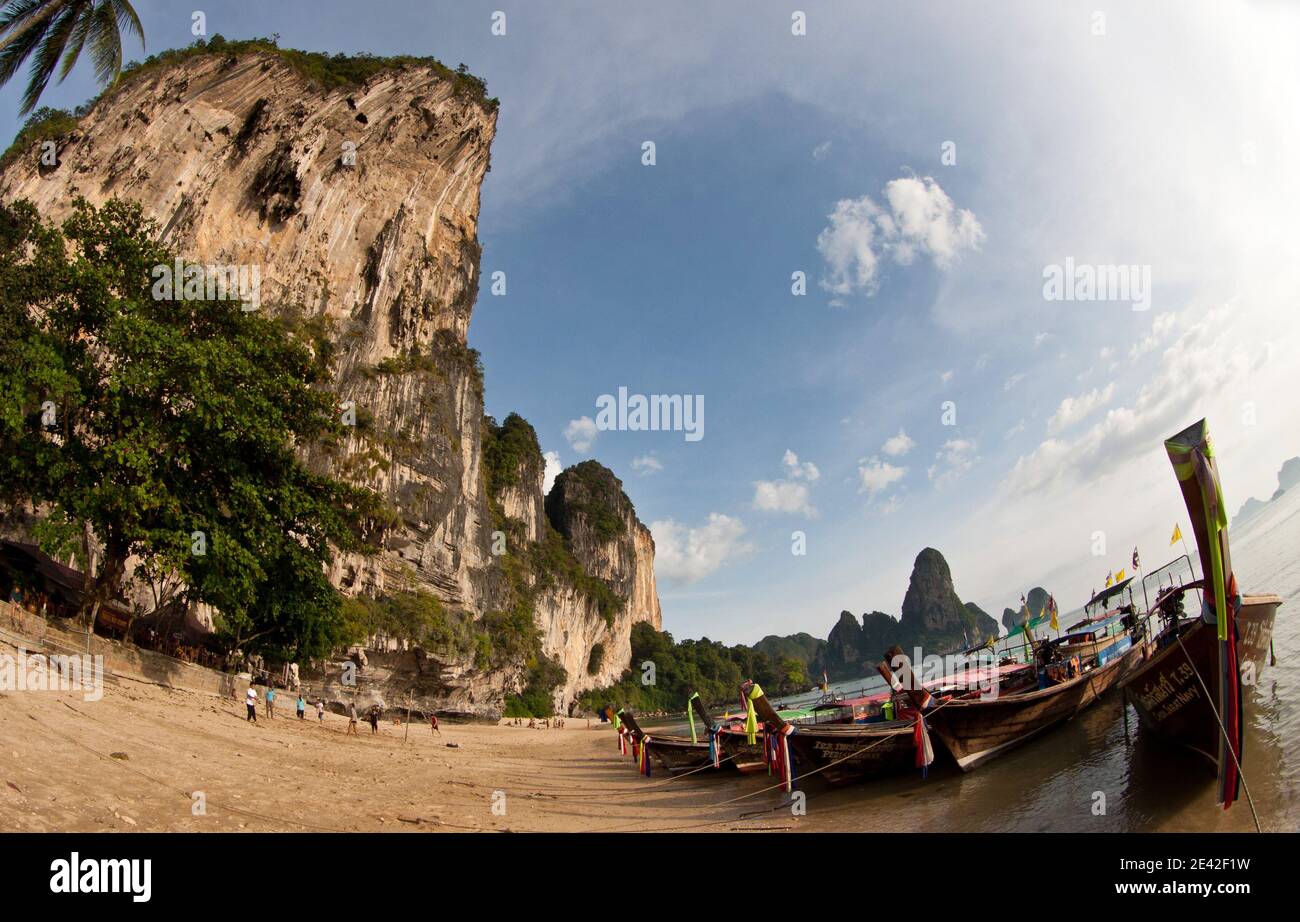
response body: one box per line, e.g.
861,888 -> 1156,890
1129,312 -> 1178,359
1004,372 -> 1025,392
753,480 -> 816,517
1034,332 -> 1051,348
1006,419 -> 1027,439
564,416 -> 597,453
816,175 -> 983,304
754,450 -> 820,516
812,140 -> 833,160
542,450 -> 562,495
650,514 -> 753,585
928,438 -> 978,487
940,369 -> 955,384
1048,383 -> 1116,434
782,449 -> 820,481
857,457 -> 907,495
631,454 -> 663,475
881,428 -> 915,458
1004,311 -> 1252,496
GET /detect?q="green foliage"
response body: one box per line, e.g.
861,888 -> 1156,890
503,653 -> 566,718
576,622 -> 803,715
0,107 -> 80,173
482,412 -> 542,495
339,589 -> 483,661
31,506 -> 84,570
549,460 -> 627,542
0,197 -> 381,657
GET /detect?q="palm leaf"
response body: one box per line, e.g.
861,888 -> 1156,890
18,2 -> 76,114
86,0 -> 121,87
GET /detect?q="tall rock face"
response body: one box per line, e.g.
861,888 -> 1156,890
534,460 -> 662,706
1002,587 -> 1050,632
963,603 -> 1000,644
899,548 -> 971,650
0,46 -> 660,715
823,611 -> 865,678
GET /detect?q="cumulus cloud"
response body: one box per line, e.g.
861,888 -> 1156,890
928,438 -> 978,487
631,454 -> 663,475
812,140 -> 833,161
542,450 -> 563,495
650,514 -> 753,584
858,457 -> 907,495
753,480 -> 816,516
753,450 -> 820,516
1048,383 -> 1116,433
564,416 -> 597,453
782,449 -> 820,481
881,429 -> 916,458
816,175 -> 983,304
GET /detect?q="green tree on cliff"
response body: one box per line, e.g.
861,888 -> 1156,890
0,0 -> 145,115
0,197 -> 383,659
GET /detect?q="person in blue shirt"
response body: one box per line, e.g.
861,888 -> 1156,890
296,694 -> 306,719
264,686 -> 276,719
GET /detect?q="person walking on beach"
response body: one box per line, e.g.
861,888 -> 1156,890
346,701 -> 358,735
264,686 -> 276,719
367,705 -> 380,735
429,713 -> 440,737
316,699 -> 325,723
296,694 -> 306,720
245,687 -> 258,722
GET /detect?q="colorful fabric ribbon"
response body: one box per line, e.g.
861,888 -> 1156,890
743,683 -> 763,744
687,692 -> 699,744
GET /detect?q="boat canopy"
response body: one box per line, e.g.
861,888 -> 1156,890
1086,576 -> 1135,612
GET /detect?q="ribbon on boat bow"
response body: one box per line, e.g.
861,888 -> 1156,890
707,724 -> 723,768
763,723 -> 797,793
900,706 -> 936,778
638,736 -> 652,776
687,692 -> 700,743
742,683 -> 763,744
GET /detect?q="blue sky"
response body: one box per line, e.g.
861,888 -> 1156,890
6,1 -> 1299,644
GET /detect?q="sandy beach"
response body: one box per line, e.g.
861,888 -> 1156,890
0,638 -> 798,833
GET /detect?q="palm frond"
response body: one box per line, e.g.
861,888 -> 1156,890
19,2 -> 75,113
0,6 -> 47,85
55,2 -> 88,82
86,0 -> 120,87
0,0 -> 66,52
109,0 -> 140,50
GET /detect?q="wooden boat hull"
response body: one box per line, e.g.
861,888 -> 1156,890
927,640 -> 1146,771
717,731 -> 768,774
1120,593 -> 1279,766
783,721 -> 921,786
643,735 -> 717,775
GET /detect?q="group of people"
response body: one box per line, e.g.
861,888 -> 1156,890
507,716 -> 567,728
243,685 -> 326,724
242,685 -> 441,739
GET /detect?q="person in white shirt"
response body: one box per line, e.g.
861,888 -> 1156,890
245,687 -> 258,722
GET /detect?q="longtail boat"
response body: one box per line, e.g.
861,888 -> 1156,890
1119,418 -> 1280,810
641,693 -> 728,775
922,610 -> 1147,771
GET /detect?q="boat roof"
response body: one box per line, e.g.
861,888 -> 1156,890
1062,613 -> 1126,642
1087,577 -> 1134,610
812,692 -> 890,710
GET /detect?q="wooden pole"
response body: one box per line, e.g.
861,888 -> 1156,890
404,690 -> 412,743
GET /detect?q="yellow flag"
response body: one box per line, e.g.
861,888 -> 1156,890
1170,523 -> 1182,545
1105,571 -> 1113,588
1048,595 -> 1059,632
1116,568 -> 1126,582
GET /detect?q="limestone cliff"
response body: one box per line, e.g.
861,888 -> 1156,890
0,43 -> 661,714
